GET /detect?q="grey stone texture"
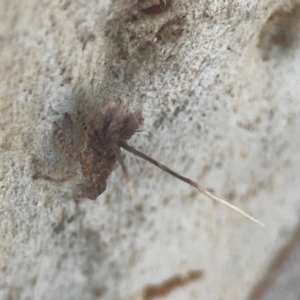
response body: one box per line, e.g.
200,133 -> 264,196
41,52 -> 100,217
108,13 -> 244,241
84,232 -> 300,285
1,0 -> 300,299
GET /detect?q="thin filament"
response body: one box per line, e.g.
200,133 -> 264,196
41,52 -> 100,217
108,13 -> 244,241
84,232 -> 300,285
117,140 -> 264,227
112,142 -> 138,202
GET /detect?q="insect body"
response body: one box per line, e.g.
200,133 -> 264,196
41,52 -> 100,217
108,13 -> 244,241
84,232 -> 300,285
35,101 -> 142,200
34,101 -> 264,226
78,101 -> 143,199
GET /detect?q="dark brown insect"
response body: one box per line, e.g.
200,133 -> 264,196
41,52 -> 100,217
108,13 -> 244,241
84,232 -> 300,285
34,101 -> 263,226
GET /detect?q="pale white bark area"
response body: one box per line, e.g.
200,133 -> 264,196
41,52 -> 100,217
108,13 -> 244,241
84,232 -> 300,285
1,0 -> 300,299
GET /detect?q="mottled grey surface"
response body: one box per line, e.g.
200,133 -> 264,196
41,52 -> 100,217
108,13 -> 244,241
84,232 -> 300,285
1,0 -> 300,299
261,238 -> 300,300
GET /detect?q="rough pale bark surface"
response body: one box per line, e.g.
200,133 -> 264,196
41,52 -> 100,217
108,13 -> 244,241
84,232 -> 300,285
1,0 -> 300,299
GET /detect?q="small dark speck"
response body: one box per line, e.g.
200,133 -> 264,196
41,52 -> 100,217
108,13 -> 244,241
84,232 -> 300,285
62,1 -> 71,10
226,191 -> 237,201
63,77 -> 72,84
60,67 -> 66,75
215,162 -> 222,169
203,11 -> 210,18
127,220 -> 133,228
88,34 -> 96,41
131,15 -> 138,22
150,206 -> 157,212
135,204 -> 143,212
67,214 -> 76,223
53,220 -> 64,234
